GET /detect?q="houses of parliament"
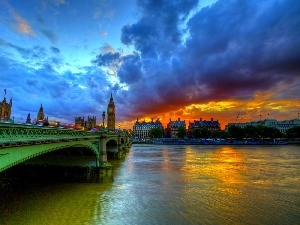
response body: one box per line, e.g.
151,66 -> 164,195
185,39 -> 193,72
0,94 -> 116,131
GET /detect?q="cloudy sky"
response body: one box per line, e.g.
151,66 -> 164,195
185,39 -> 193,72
1,0 -> 299,129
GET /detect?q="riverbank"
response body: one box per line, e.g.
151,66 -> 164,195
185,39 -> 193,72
133,138 -> 299,145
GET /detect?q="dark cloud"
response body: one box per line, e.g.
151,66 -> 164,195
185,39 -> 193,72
121,0 -> 198,58
117,0 -> 300,116
50,46 -> 60,54
93,52 -> 121,67
40,28 -> 58,44
0,40 -> 64,70
118,53 -> 142,84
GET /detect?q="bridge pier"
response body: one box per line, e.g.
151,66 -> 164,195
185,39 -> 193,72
97,132 -> 113,182
115,135 -> 124,159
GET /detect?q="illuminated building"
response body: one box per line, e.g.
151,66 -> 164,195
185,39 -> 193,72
0,97 -> 12,121
75,116 -> 97,130
36,104 -> 48,125
133,118 -> 163,139
75,117 -> 85,129
87,116 -> 96,129
107,94 -> 115,131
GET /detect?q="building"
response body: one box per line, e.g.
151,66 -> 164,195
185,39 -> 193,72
36,104 -> 48,125
107,93 -> 115,131
188,118 -> 221,132
26,113 -> 31,123
166,118 -> 186,138
133,118 -> 163,139
75,116 -> 85,129
0,97 -> 12,121
225,118 -> 300,134
75,116 -> 97,130
87,116 -> 96,130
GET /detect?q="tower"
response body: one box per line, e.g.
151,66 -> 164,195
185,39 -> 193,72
36,104 -> 45,123
0,97 -> 12,121
107,93 -> 115,131
36,104 -> 48,124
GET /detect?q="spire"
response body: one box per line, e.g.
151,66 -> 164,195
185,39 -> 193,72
109,93 -> 114,105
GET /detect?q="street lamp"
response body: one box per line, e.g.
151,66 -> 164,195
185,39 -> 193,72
102,111 -> 105,130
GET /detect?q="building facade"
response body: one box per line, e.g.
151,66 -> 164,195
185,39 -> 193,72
225,118 -> 300,134
107,93 -> 115,131
166,118 -> 186,138
75,116 -> 85,129
188,118 -> 221,132
133,118 -> 163,139
87,116 -> 96,130
75,116 -> 97,130
0,97 -> 12,121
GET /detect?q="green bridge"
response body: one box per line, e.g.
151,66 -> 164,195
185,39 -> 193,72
0,123 -> 131,182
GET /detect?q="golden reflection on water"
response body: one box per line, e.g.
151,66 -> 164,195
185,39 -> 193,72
1,145 -> 299,225
184,146 -> 247,188
182,146 -> 253,224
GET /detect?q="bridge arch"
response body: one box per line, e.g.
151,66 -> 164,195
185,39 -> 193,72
0,141 -> 100,172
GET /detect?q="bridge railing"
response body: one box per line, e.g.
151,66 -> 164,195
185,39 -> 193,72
0,123 -> 100,144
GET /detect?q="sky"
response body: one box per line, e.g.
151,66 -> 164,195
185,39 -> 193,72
1,0 -> 299,130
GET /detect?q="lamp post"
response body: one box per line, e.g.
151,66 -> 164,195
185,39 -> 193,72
102,111 -> 105,131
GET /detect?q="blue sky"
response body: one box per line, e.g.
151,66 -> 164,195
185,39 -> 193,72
1,0 -> 299,129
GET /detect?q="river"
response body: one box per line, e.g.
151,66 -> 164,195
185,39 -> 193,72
1,144 -> 300,225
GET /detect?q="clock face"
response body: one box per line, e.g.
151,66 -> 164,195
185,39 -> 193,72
108,108 -> 113,113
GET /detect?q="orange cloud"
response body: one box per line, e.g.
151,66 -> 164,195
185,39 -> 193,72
4,1 -> 35,36
15,15 -> 35,36
119,88 -> 300,130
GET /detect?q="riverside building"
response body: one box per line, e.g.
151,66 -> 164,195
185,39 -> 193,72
188,118 -> 221,131
166,118 -> 186,138
225,118 -> 300,134
133,118 -> 163,139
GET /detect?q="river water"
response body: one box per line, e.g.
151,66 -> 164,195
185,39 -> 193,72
1,144 -> 300,225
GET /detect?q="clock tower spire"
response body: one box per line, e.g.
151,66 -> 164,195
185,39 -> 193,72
107,93 -> 115,131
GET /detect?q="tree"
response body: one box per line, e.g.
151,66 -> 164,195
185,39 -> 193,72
211,130 -> 229,139
192,128 -> 202,138
192,128 -> 213,138
149,128 -> 163,138
255,125 -> 282,138
243,125 -> 259,138
286,126 -> 300,138
177,126 -> 186,139
228,125 -> 244,139
200,128 -> 212,138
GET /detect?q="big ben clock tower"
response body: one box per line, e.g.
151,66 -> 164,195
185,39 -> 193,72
107,93 -> 115,131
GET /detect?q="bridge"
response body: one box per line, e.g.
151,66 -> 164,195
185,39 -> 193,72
0,123 -> 131,182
